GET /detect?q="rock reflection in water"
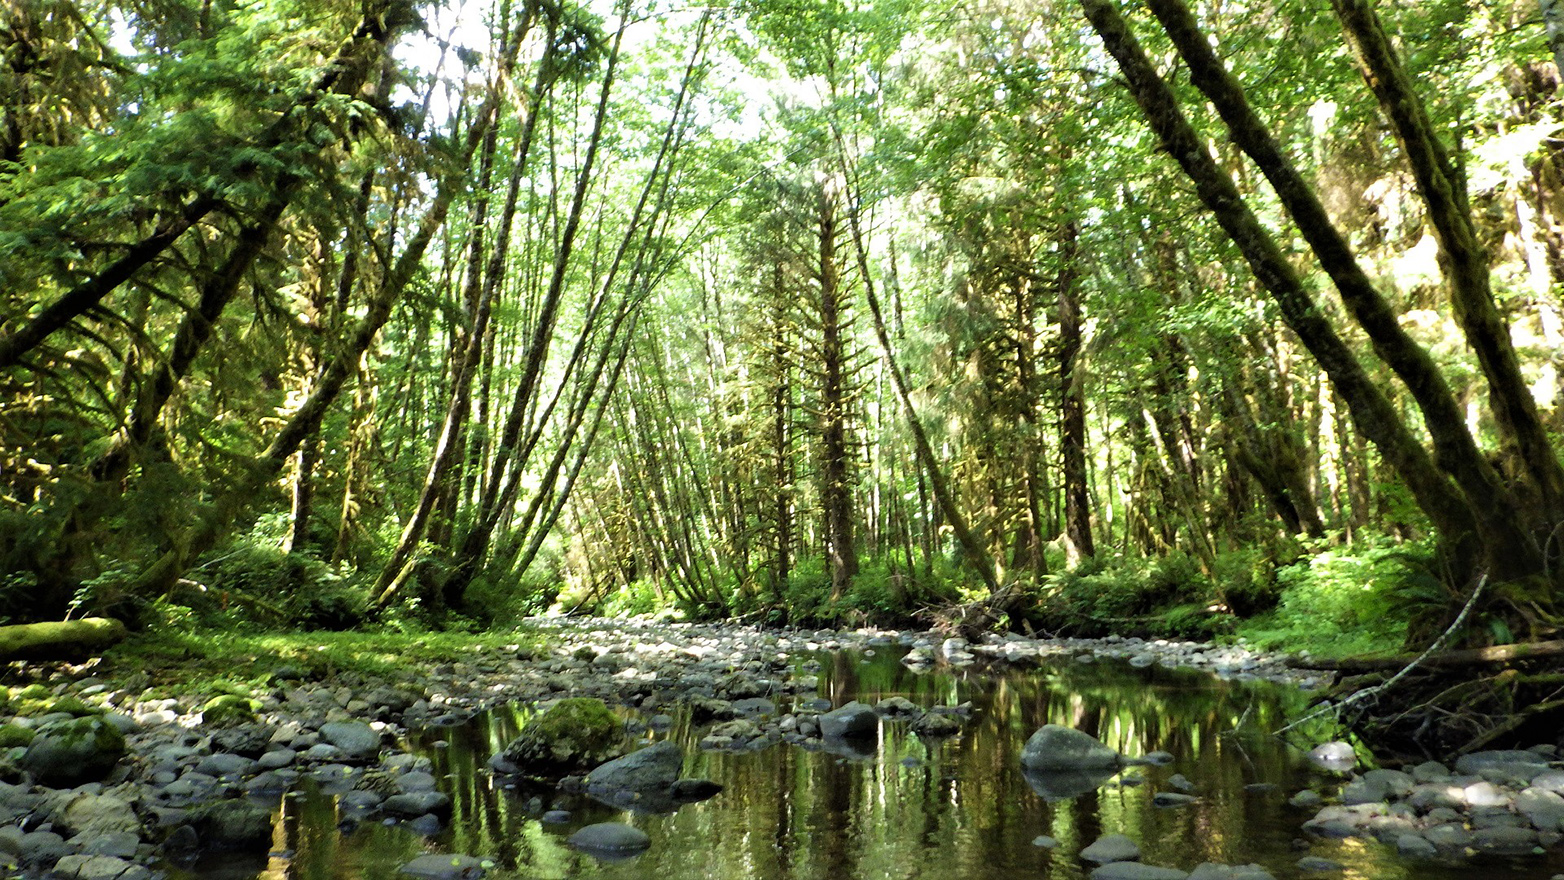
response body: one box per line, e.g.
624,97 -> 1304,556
257,648 -> 1558,880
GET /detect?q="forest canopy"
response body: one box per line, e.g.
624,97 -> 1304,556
3,0 -> 1563,658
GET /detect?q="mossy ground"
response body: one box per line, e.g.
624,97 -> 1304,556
85,626 -> 546,701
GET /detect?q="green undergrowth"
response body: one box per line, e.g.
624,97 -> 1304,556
97,626 -> 545,700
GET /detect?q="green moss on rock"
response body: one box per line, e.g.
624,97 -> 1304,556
200,695 -> 257,728
20,717 -> 126,786
0,726 -> 34,748
500,698 -> 624,776
47,696 -> 100,717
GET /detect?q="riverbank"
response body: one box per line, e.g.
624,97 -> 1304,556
0,619 -> 1557,880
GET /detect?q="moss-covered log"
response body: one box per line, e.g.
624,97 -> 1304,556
0,618 -> 128,661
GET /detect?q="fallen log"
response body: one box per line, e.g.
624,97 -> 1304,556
0,618 -> 128,661
1289,638 -> 1564,673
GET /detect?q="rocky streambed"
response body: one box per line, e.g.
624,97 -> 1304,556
0,619 -> 1559,880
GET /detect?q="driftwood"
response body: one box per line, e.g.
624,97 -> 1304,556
1291,638 -> 1564,673
0,618 -> 128,661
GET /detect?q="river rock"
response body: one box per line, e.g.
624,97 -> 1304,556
1471,825 -> 1539,854
199,695 -> 255,728
1455,750 -> 1549,776
1081,833 -> 1140,863
568,822 -> 650,857
910,712 -> 961,738
1295,856 -> 1343,872
384,791 -> 452,818
586,741 -> 682,795
1186,865 -> 1276,880
1395,833 -> 1436,858
398,853 -> 488,880
192,799 -> 272,850
1020,725 -> 1120,771
21,717 -> 126,787
1517,787 -> 1564,831
319,721 -> 381,760
1090,863 -> 1188,880
56,793 -> 140,838
501,699 -> 624,776
819,702 -> 877,738
48,854 -> 151,880
1305,742 -> 1355,773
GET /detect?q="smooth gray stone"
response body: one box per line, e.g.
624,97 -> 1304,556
318,722 -> 381,760
1020,725 -> 1120,771
1295,856 -> 1344,872
196,753 -> 255,778
567,822 -> 650,857
48,854 -> 151,880
1186,865 -> 1275,880
1516,787 -> 1564,831
1471,826 -> 1539,854
256,749 -> 296,770
818,702 -> 878,739
397,772 -> 439,793
586,741 -> 682,794
57,794 -> 139,838
1090,863 -> 1188,880
1031,835 -> 1058,848
1288,790 -> 1322,809
1457,753 -> 1545,775
1395,833 -> 1437,859
1081,833 -> 1140,864
398,853 -> 487,880
383,791 -> 452,818
76,832 -> 139,859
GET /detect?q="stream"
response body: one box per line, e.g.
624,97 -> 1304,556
210,646 -> 1564,880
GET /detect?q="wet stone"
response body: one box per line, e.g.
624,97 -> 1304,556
1081,833 -> 1141,864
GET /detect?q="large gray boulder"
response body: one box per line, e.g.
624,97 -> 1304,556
1019,725 -> 1120,771
20,718 -> 126,787
585,741 -> 682,795
818,702 -> 878,739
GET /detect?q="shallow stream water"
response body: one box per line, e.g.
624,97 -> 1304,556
224,647 -> 1564,880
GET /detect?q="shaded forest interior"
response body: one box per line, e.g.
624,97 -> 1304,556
7,0 -> 1564,725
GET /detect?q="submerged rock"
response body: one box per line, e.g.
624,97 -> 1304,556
1090,863 -> 1188,880
1019,725 -> 1120,771
568,822 -> 650,858
1081,833 -> 1140,864
398,853 -> 489,880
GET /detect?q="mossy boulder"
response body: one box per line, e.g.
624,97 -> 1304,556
200,695 -> 257,728
47,696 -> 100,718
0,725 -> 34,749
20,717 -> 126,787
500,698 -> 623,777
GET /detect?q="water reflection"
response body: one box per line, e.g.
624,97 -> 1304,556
251,649 -> 1564,880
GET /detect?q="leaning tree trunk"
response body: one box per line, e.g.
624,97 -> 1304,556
1077,0 -> 1493,580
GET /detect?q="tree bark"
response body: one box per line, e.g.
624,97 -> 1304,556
1056,220 -> 1095,562
817,185 -> 858,600
1078,0 -> 1490,577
